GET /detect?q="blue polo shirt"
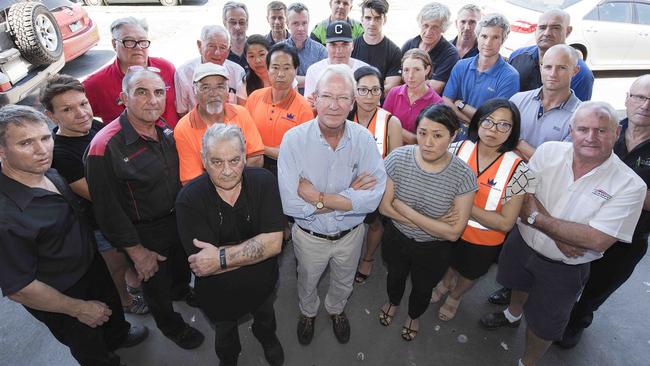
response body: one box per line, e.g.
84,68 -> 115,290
443,55 -> 520,108
508,45 -> 594,101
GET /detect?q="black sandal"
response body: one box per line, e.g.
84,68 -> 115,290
354,258 -> 374,283
401,318 -> 418,341
378,303 -> 397,327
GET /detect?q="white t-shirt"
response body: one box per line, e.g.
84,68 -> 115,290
303,58 -> 369,98
174,57 -> 246,114
518,141 -> 646,264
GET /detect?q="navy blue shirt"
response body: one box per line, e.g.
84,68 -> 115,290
401,35 -> 459,83
443,55 -> 520,108
451,36 -> 479,59
508,45 -> 594,101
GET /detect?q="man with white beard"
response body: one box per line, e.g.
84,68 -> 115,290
174,63 -> 264,185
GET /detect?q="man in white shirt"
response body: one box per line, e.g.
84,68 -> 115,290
479,101 -> 646,366
303,21 -> 369,98
175,25 -> 246,115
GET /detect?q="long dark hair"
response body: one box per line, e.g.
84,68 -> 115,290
348,66 -> 384,120
415,104 -> 459,136
244,34 -> 270,95
467,99 -> 521,153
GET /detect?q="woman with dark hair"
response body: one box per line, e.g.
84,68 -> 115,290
378,104 -> 477,341
432,99 -> 536,322
350,66 -> 403,283
382,49 -> 444,144
244,35 -> 271,96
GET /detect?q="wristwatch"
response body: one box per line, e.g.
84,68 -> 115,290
315,192 -> 324,210
527,211 -> 539,225
455,100 -> 466,111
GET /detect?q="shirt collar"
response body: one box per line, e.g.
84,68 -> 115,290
119,111 -> 167,145
471,55 -> 506,75
533,87 -> 580,111
262,87 -> 297,110
189,104 -> 238,129
311,119 -> 353,150
0,169 -> 61,211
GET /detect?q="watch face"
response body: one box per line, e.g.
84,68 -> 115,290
316,202 -> 324,209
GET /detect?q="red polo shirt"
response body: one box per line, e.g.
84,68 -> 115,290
83,57 -> 179,127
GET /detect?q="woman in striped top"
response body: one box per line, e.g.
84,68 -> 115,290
378,104 -> 477,341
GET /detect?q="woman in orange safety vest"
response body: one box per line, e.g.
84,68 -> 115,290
432,99 -> 536,321
350,66 -> 403,283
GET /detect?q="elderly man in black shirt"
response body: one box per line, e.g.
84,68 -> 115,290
176,124 -> 285,366
0,105 -> 147,366
85,69 -> 204,350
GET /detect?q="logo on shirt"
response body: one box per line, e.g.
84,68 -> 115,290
592,188 -> 612,201
637,157 -> 650,168
287,113 -> 295,120
553,126 -> 561,131
487,87 -> 495,92
487,178 -> 497,186
163,128 -> 173,136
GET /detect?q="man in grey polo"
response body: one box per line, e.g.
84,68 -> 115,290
280,2 -> 327,94
511,44 -> 582,161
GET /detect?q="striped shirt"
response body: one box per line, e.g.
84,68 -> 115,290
385,145 -> 477,242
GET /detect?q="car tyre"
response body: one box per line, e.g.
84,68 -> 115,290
160,0 -> 179,6
7,1 -> 63,65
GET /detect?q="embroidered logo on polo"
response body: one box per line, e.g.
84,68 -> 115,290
592,188 -> 612,201
163,128 -> 173,136
287,113 -> 295,120
487,178 -> 497,186
638,157 -> 650,167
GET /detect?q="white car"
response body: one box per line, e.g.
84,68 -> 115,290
483,0 -> 650,70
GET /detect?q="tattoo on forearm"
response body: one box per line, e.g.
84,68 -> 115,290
228,238 -> 265,262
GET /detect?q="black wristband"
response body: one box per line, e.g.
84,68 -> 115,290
219,248 -> 227,270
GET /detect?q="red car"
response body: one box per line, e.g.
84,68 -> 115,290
45,0 -> 99,62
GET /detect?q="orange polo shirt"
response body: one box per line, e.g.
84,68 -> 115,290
245,87 -> 313,148
174,104 -> 264,183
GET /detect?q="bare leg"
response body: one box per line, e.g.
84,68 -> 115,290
441,267 -> 458,290
508,290 -> 529,317
521,327 -> 552,366
356,218 -> 384,277
447,274 -> 476,301
100,248 -> 133,306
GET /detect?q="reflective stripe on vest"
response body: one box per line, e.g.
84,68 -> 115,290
456,140 -> 522,245
374,108 -> 389,158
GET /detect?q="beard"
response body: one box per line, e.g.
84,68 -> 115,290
205,100 -> 224,115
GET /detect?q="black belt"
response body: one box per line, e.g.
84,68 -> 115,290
298,225 -> 357,241
535,251 -> 568,265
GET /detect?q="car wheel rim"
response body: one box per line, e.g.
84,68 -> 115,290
35,14 -> 58,52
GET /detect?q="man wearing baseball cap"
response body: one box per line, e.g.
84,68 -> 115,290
303,20 -> 369,98
174,63 -> 264,185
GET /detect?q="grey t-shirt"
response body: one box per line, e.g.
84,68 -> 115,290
385,145 -> 477,242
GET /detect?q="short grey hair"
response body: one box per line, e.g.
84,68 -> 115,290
121,69 -> 163,94
458,3 -> 481,17
314,64 -> 357,97
572,101 -> 620,130
201,124 -> 246,162
222,1 -> 249,23
475,13 -> 510,41
417,2 -> 451,32
110,17 -> 148,39
543,44 -> 579,68
540,9 -> 571,26
0,105 -> 51,146
200,25 -> 231,45
287,2 -> 309,15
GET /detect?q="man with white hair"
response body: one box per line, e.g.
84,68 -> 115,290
303,21 -> 369,98
443,13 -> 519,126
557,75 -> 650,349
479,102 -> 646,366
84,17 -> 179,127
401,2 -> 459,94
509,9 -> 594,101
278,64 -> 386,346
175,25 -> 246,116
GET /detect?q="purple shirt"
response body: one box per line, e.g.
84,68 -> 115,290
382,84 -> 443,133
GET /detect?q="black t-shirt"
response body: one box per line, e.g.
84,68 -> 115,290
401,35 -> 459,82
52,120 -> 103,185
614,118 -> 650,238
451,36 -> 479,59
352,36 -> 402,79
175,168 -> 285,320
0,169 -> 94,296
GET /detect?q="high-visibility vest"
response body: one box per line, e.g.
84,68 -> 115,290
456,140 -> 522,246
354,107 -> 390,158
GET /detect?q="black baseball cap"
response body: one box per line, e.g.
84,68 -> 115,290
326,21 -> 353,43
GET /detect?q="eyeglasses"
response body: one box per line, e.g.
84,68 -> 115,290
196,84 -> 228,94
317,94 -> 353,105
629,94 -> 650,104
357,87 -> 382,96
115,39 -> 151,49
480,118 -> 513,133
127,65 -> 161,73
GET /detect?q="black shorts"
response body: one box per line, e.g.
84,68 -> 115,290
363,209 -> 382,224
496,226 -> 590,341
450,239 -> 501,280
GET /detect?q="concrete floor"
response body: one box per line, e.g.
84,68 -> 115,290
1,239 -> 649,366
